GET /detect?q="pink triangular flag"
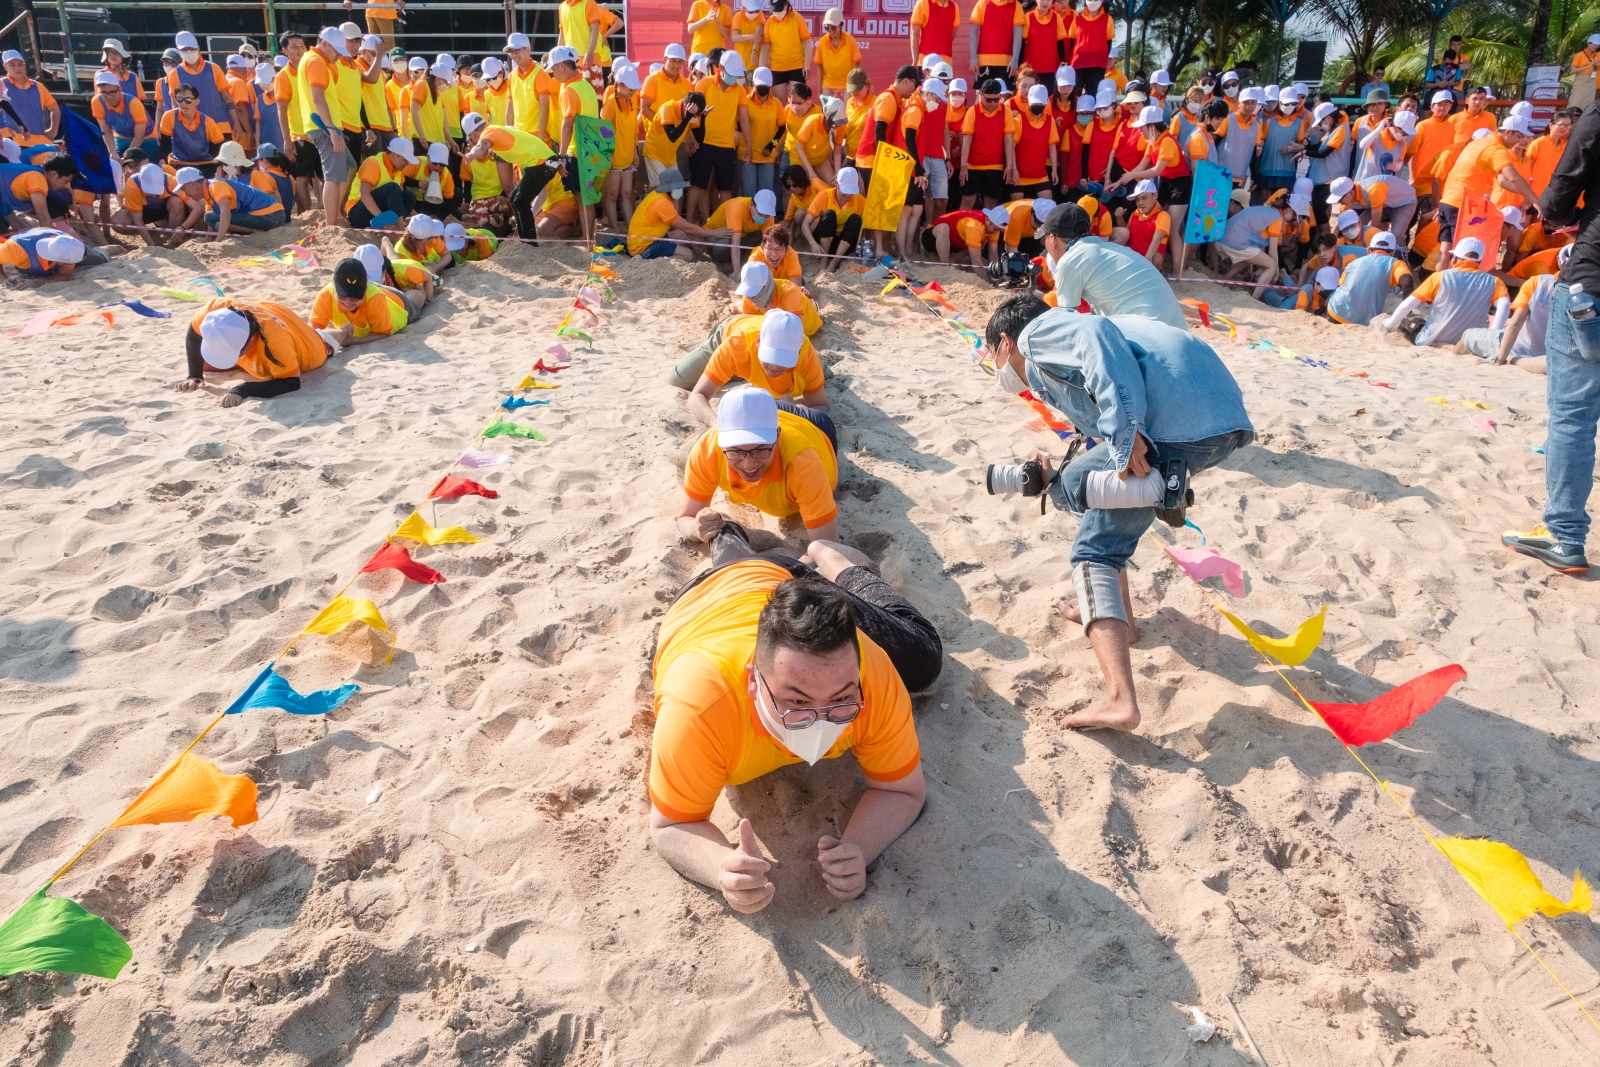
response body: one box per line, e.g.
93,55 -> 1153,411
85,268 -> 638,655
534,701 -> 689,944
546,342 -> 570,363
1164,545 -> 1246,597
457,446 -> 515,468
578,284 -> 603,307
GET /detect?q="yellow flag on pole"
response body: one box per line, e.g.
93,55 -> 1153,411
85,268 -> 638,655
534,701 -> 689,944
303,595 -> 391,636
861,144 -> 916,233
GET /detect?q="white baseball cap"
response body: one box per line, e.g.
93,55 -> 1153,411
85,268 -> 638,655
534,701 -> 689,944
753,188 -> 777,220
353,242 -> 385,279
1325,176 -> 1354,203
664,43 -> 687,60
275,55 -> 289,69
1312,101 -> 1338,124
1109,43 -> 1120,58
1501,115 -> 1533,136
1056,66 -> 1076,87
435,52 -> 457,68
1393,111 -> 1416,133
94,71 -> 119,87
506,32 -> 531,50
1095,88 -> 1117,109
1510,100 -> 1533,119
837,167 -> 860,196
137,164 -> 169,195
1031,198 -> 1057,221
1453,236 -> 1485,261
920,52 -> 939,70
1240,87 -> 1265,104
1294,177 -> 1313,197
923,78 -> 948,102
735,260 -> 772,297
721,50 -> 747,78
1336,209 -> 1360,233
1096,78 -> 1116,95
444,222 -> 469,251
1263,84 -> 1281,99
461,112 -> 486,135
362,34 -> 384,53
1278,87 -> 1298,105
1028,85 -> 1050,107
0,138 -> 17,163
408,214 -> 439,239
37,231 -> 83,264
430,60 -> 454,79
717,386 -> 780,447
427,142 -> 449,164
1150,70 -> 1172,87
226,53 -> 250,70
950,78 -> 968,94
1293,82 -> 1309,98
409,56 -> 428,72
318,27 -> 351,57
549,45 -> 579,66
618,65 -> 644,90
1137,104 -> 1164,127
1076,94 -> 1096,113
1589,32 -> 1600,46
1431,90 -> 1454,105
1501,205 -> 1525,228
1314,266 -> 1340,290
175,166 -> 204,186
934,62 -> 953,81
757,309 -> 805,368
256,62 -> 275,87
984,206 -> 1010,228
175,31 -> 199,50
388,137 -> 419,165
751,66 -> 773,88
2,48 -> 22,64
216,140 -> 254,167
1132,179 -> 1158,197
1368,230 -> 1398,251
650,62 -> 664,75
1221,70 -> 1240,83
823,7 -> 845,26
477,56 -> 502,80
339,21 -> 363,38
1288,194 -> 1312,217
199,308 -> 250,368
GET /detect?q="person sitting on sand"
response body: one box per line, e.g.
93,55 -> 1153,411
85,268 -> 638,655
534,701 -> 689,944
677,309 -> 829,428
353,242 -> 435,307
310,257 -> 415,343
1376,236 -> 1508,347
984,296 -> 1254,732
729,259 -> 821,333
1326,230 -> 1414,326
0,226 -> 104,281
678,386 -> 840,549
650,523 -> 940,913
614,165 -> 729,261
347,136 -> 420,230
179,297 -> 340,407
1453,265 -> 1555,374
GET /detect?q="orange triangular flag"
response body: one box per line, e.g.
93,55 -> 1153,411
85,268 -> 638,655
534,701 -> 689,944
109,751 -> 258,829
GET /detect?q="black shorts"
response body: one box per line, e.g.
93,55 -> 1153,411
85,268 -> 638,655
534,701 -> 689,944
141,202 -> 170,224
561,154 -> 583,193
902,179 -> 923,208
288,141 -> 321,179
689,144 -> 737,191
1436,201 -> 1459,244
962,168 -> 1006,204
1016,180 -> 1052,199
976,66 -> 1010,87
1159,175 -> 1193,206
771,68 -> 807,86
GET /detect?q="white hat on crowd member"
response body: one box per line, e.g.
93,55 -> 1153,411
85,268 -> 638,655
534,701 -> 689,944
1031,197 -> 1056,221
317,28 -> 351,57
1501,205 -> 1526,228
1076,94 -> 1096,113
1278,87 -> 1298,105
339,21 -> 363,39
1294,176 -> 1313,198
664,42 -> 687,60
1095,88 -> 1116,109
752,66 -> 773,87
1336,209 -> 1361,234
175,167 -> 204,186
137,164 -> 169,195
256,62 -> 275,87
837,167 -> 861,196
428,142 -> 449,164
1288,194 -> 1312,217
1293,82 -> 1309,98
1096,78 -> 1116,95
175,31 -> 199,50
650,62 -> 664,75
1312,101 -> 1338,124
444,222 -> 469,251
461,112 -> 485,134
753,188 -> 777,220
226,54 -> 250,70
1588,32 -> 1600,46
717,386 -> 780,447
0,138 -> 18,163
216,140 -> 254,168
481,56 -> 505,79
1133,179 -> 1158,197
984,205 -> 1010,228
617,65 -> 644,90
757,309 -> 805,368
1501,115 -> 1533,136
388,137 -> 419,165
199,307 -> 250,367
407,214 -> 438,239
506,32 -> 531,50
923,78 -> 948,102
823,7 -> 845,26
934,61 -> 954,81
409,56 -> 428,71
735,260 -> 772,298
1325,176 -> 1354,203
720,50 -> 747,78
1431,90 -> 1454,105
548,45 -> 579,66
1028,84 -> 1050,107
362,34 -> 384,53
1240,86 -> 1265,104
1056,66 -> 1075,87
1393,111 -> 1416,134
353,243 -> 385,279
94,70 -> 119,87
1453,237 -> 1486,261
1368,230 -> 1399,251
950,78 -> 968,94
1315,266 -> 1341,290
275,55 -> 289,69
102,38 -> 131,57
1221,70 -> 1239,84
1137,104 -> 1164,126
430,60 -> 454,79
1150,69 -> 1172,87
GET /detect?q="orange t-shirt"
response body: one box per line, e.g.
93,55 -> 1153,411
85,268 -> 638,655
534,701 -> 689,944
649,560 -> 920,823
683,425 -> 837,527
1440,132 -> 1517,209
749,243 -> 801,280
703,316 -> 825,398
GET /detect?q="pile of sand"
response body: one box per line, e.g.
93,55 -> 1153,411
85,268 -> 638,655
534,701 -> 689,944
0,230 -> 1596,1066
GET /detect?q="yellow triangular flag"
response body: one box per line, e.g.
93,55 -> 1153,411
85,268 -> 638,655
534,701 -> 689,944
1426,397 -> 1454,408
1460,400 -> 1489,410
391,511 -> 481,546
878,278 -> 905,301
109,751 -> 258,829
1220,605 -> 1326,666
1436,837 -> 1593,928
303,595 -> 391,636
516,376 -> 561,390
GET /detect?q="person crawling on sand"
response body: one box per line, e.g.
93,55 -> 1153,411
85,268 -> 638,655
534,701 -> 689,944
672,308 -> 829,430
984,296 -> 1254,731
310,257 -> 418,343
180,297 -> 342,407
650,525 -> 941,913
678,386 -> 840,549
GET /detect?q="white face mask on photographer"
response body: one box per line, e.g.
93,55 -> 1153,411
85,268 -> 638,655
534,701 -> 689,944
996,358 -> 1028,394
749,666 -> 850,766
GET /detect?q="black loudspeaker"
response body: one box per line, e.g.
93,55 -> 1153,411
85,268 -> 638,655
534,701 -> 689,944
1292,41 -> 1327,85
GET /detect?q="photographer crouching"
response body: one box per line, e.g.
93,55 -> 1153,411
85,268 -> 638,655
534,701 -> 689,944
984,296 -> 1255,731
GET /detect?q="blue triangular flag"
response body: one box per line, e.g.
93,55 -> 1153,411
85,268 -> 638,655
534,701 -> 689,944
97,300 -> 171,319
501,395 -> 550,410
223,663 -> 359,716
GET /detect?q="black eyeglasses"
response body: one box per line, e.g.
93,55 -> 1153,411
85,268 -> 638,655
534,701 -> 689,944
756,667 -> 862,729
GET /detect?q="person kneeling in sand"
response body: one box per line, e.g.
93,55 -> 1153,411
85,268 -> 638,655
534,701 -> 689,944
679,386 -> 840,549
985,296 -> 1254,731
673,308 -> 829,428
180,298 -> 341,407
650,527 -> 941,913
310,257 -> 418,345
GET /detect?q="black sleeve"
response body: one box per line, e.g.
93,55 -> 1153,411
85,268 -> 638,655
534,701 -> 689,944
231,377 -> 301,399
1542,103 -> 1600,292
186,327 -> 205,379
904,127 -> 922,176
1303,135 -> 1337,159
875,119 -> 889,148
664,114 -> 693,143
159,134 -> 174,159
1057,39 -> 1066,65
461,177 -> 473,202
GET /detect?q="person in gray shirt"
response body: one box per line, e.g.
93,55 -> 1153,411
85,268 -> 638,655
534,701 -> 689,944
1036,202 -> 1189,329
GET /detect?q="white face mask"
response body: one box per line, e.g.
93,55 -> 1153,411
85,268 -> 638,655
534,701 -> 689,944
1085,0 -> 1101,8
180,49 -> 200,63
1186,101 -> 1201,115
996,359 -> 1028,394
1223,84 -> 1238,97
749,666 -> 850,766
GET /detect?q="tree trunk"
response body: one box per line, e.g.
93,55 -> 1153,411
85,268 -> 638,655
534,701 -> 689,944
1529,0 -> 1553,65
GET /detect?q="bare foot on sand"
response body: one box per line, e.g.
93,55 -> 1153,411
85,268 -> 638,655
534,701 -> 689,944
1059,695 -> 1141,731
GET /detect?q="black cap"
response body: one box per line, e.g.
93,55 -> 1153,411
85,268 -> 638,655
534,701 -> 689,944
1036,202 -> 1091,242
334,257 -> 368,299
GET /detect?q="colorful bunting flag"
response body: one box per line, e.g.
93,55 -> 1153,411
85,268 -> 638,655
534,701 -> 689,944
187,277 -> 225,297
1308,664 -> 1464,746
108,751 -> 257,829
529,359 -> 569,373
0,887 -> 132,979
515,376 -> 561,390
302,595 -> 391,637
7,310 -> 80,338
1435,838 -> 1593,928
481,421 -> 547,441
159,288 -> 204,302
360,541 -> 445,584
1164,545 -> 1246,597
392,511 -> 481,545
457,446 -> 516,468
427,475 -> 498,500
101,299 -> 170,319
1220,604 -> 1326,666
578,284 -> 603,307
546,342 -> 570,362
501,395 -> 550,411
222,663 -> 362,716
555,325 -> 592,344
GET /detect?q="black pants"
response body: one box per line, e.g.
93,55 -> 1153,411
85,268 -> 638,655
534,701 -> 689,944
348,182 -> 416,230
512,161 -> 560,241
813,210 -> 862,257
775,397 -> 838,452
698,523 -> 944,693
414,194 -> 464,222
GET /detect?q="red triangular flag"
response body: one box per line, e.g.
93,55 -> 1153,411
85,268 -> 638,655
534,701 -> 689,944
359,542 -> 445,584
428,475 -> 498,500
530,358 -> 570,373
1309,664 -> 1465,746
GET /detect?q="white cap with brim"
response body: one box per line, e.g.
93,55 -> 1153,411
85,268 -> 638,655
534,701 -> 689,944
319,27 -> 351,57
175,31 -> 199,50
717,386 -> 780,448
1394,111 -> 1416,133
226,54 -> 249,69
275,55 -> 289,68
950,78 -> 967,94
388,137 -> 419,165
1312,102 -> 1338,124
481,56 -> 505,79
1326,175 -> 1354,203
837,167 -> 860,196
618,65 -> 644,90
753,188 -> 777,220
984,206 -> 1010,228
137,164 -> 168,195
199,308 -> 250,368
758,309 -> 804,369
665,43 -> 688,60
1151,70 -> 1172,86
1315,266 -> 1341,290
1097,78 -> 1116,95
2,49 -> 24,64
1501,205 -> 1525,228
1133,179 -> 1158,197
549,45 -> 579,66
353,242 -> 384,279
1221,71 -> 1240,83
1027,84 -> 1050,107
1294,177 -> 1313,197
1056,66 -> 1076,87
444,222 -> 468,251
1031,198 -> 1056,221
923,78 -> 947,102
216,140 -> 254,168
94,71 -> 119,87
256,62 -> 275,87
461,112 -> 486,135
1337,209 -> 1360,233
1137,104 -> 1164,127
1589,32 -> 1600,46
408,214 -> 437,239
1431,90 -> 1454,105
363,34 -> 384,52
735,260 -> 771,298
1288,194 -> 1312,217
428,142 -> 449,164
431,61 -> 454,79
1369,230 -> 1398,251
339,21 -> 363,38
1278,87 -> 1298,105
1240,87 -> 1265,104
1501,115 -> 1533,136
721,51 -> 747,78
751,66 -> 773,88
175,166 -> 204,186
1453,237 -> 1485,261
655,167 -> 691,193
36,232 -> 84,264
1095,89 -> 1116,109
506,32 -> 531,50
1076,95 -> 1096,113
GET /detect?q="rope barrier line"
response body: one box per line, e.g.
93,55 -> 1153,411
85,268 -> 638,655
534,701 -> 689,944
1147,529 -> 1600,1034
42,253 -> 616,894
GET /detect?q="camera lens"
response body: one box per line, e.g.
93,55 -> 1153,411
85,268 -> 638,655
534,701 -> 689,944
986,463 -> 1027,495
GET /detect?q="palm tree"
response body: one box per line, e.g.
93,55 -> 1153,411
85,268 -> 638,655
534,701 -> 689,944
1314,0 -> 1433,89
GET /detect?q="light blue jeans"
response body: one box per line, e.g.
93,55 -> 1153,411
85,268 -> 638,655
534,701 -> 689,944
1052,430 -> 1255,570
1541,282 -> 1600,554
740,160 -> 776,198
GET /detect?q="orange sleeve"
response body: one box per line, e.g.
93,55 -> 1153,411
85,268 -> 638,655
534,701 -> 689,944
310,287 -> 334,328
1367,182 -> 1388,210
807,189 -> 830,217
207,180 -> 238,209
366,291 -> 401,335
0,241 -> 27,268
131,98 -> 148,126
910,0 -> 931,27
158,110 -> 176,136
785,448 -> 837,527
796,344 -> 824,394
1484,142 -> 1515,173
37,83 -> 57,109
852,640 -> 920,782
654,195 -> 681,228
356,156 -> 380,187
702,334 -> 744,387
961,108 -> 978,136
1492,278 -> 1509,304
91,97 -> 107,121
1263,220 -> 1283,239
303,54 -> 330,89
1156,137 -> 1179,168
649,653 -> 742,822
1155,210 -> 1171,235
1512,277 -> 1539,310
205,117 -> 223,142
874,92 -> 897,122
1006,111 -> 1020,138
683,431 -> 721,503
212,66 -> 231,94
1412,272 -> 1442,303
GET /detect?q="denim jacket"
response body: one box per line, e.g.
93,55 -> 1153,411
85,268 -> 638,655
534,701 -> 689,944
1016,311 -> 1253,472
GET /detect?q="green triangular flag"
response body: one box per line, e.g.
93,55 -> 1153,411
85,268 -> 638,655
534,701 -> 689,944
481,420 -> 547,441
0,886 -> 132,979
555,325 -> 593,344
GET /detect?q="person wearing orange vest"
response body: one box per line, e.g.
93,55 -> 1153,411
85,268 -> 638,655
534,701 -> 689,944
181,298 -> 338,407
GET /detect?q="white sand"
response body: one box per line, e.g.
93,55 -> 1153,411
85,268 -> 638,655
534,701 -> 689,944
1,230 -> 1597,1065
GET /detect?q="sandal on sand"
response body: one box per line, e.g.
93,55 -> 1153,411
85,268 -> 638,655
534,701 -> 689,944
1502,526 -> 1589,573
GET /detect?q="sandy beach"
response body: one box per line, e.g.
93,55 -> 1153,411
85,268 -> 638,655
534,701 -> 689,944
0,228 -> 1597,1066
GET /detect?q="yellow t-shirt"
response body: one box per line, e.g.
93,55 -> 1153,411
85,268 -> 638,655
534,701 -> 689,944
688,0 -> 733,56
761,9 -> 811,71
815,32 -> 862,91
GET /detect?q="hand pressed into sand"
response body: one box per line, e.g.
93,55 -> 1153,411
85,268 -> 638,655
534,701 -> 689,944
720,819 -> 775,913
816,835 -> 866,899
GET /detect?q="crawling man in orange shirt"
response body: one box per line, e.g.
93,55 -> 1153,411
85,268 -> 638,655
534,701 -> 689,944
651,504 -> 941,913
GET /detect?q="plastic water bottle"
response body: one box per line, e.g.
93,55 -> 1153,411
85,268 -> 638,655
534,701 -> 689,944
858,236 -> 874,263
1571,284 -> 1596,322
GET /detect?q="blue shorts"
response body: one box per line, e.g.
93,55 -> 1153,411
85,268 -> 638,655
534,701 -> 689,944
639,239 -> 676,259
205,208 -> 285,231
